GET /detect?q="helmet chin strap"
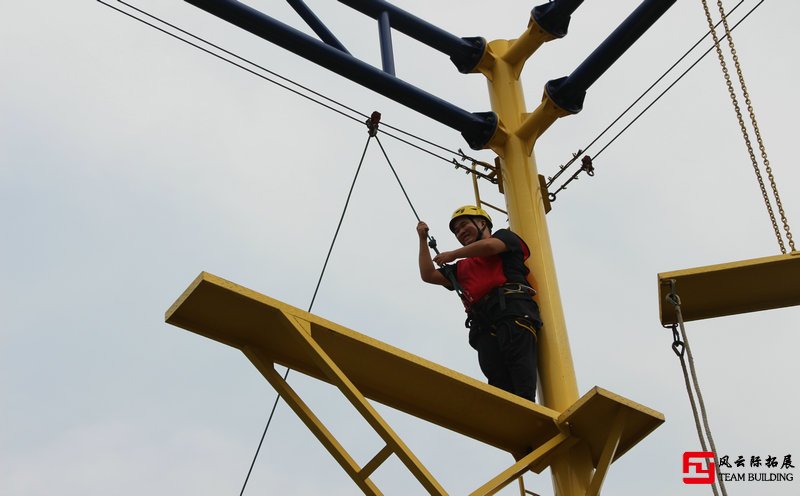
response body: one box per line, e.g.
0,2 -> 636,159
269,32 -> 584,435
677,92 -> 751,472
469,217 -> 487,242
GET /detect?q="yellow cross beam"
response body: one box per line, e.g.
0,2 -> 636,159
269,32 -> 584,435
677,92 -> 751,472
658,251 -> 800,325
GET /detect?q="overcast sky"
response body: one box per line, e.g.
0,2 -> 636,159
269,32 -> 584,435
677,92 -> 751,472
2,1 -> 798,495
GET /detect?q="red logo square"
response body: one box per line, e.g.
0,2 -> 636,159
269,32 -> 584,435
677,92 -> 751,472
683,451 -> 716,484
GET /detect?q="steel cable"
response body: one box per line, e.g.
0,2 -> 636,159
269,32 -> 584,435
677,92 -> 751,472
98,0 -> 490,178
548,0 -> 762,198
239,133 -> 373,495
590,0 -> 763,164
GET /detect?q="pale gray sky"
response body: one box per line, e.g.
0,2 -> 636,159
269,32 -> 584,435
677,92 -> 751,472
2,1 -> 798,495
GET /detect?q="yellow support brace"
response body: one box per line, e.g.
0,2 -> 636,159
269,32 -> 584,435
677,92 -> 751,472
246,350 -> 385,495
469,432 -> 574,496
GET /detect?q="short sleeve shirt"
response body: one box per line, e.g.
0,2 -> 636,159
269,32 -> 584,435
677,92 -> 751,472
440,228 -> 531,307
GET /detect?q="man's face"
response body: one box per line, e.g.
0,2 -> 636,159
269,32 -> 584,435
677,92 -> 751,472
452,217 -> 485,246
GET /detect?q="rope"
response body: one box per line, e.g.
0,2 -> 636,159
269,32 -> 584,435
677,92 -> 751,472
239,130 -> 374,495
241,115 -> 464,491
700,0 -> 795,253
373,130 -> 466,299
238,367 -> 288,496
665,282 -> 727,496
308,133 -> 374,309
375,135 -> 423,223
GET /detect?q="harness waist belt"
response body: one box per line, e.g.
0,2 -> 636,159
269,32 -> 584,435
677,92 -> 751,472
471,283 -> 537,313
498,283 -> 537,297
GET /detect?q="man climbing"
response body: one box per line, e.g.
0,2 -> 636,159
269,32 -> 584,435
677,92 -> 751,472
416,205 -> 542,402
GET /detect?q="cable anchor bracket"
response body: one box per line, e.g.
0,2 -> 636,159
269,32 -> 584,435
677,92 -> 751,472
451,149 -> 499,185
547,154 -> 595,203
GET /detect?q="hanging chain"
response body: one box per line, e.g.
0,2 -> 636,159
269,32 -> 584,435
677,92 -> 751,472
710,0 -> 795,252
700,0 -> 795,253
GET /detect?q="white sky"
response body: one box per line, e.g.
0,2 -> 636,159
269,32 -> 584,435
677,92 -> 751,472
2,1 -> 798,495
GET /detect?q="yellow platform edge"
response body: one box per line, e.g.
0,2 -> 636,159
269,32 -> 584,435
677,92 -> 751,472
557,386 -> 665,466
657,251 -> 800,325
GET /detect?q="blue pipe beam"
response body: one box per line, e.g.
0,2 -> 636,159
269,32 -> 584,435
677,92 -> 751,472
184,0 -> 496,149
378,10 -> 395,75
545,0 -> 678,114
532,0 -> 584,39
286,0 -> 349,53
337,0 -> 484,73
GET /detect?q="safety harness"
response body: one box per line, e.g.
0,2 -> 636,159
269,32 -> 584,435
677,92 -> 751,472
465,282 -> 538,330
433,218 -> 539,328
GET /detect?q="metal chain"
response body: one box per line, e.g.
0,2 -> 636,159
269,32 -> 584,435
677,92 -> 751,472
700,0 -> 793,253
711,0 -> 795,252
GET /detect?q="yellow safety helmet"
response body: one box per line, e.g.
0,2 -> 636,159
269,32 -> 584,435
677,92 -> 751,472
449,205 -> 493,233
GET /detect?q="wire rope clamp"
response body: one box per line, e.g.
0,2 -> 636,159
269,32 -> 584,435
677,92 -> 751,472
581,155 -> 594,176
366,111 -> 381,136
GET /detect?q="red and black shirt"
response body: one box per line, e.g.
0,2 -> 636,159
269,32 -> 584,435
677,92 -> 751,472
440,228 -> 531,309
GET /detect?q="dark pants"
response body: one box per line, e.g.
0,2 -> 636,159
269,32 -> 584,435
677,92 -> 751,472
470,317 -> 538,402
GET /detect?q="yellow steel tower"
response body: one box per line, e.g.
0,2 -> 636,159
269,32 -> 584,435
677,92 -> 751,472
473,25 -> 594,492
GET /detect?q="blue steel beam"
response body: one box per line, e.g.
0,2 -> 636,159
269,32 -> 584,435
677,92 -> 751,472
532,0 -> 585,39
378,10 -> 395,75
286,0 -> 349,53
546,0 -> 678,114
184,0 -> 496,149
338,0 -> 484,73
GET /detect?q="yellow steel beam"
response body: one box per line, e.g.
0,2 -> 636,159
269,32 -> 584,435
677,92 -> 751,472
166,272 -> 562,459
585,408 -> 627,496
243,348 -> 384,496
501,17 -> 556,76
658,251 -> 800,325
517,94 -> 571,155
360,445 -> 394,482
280,313 -> 447,495
470,432 -> 574,496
